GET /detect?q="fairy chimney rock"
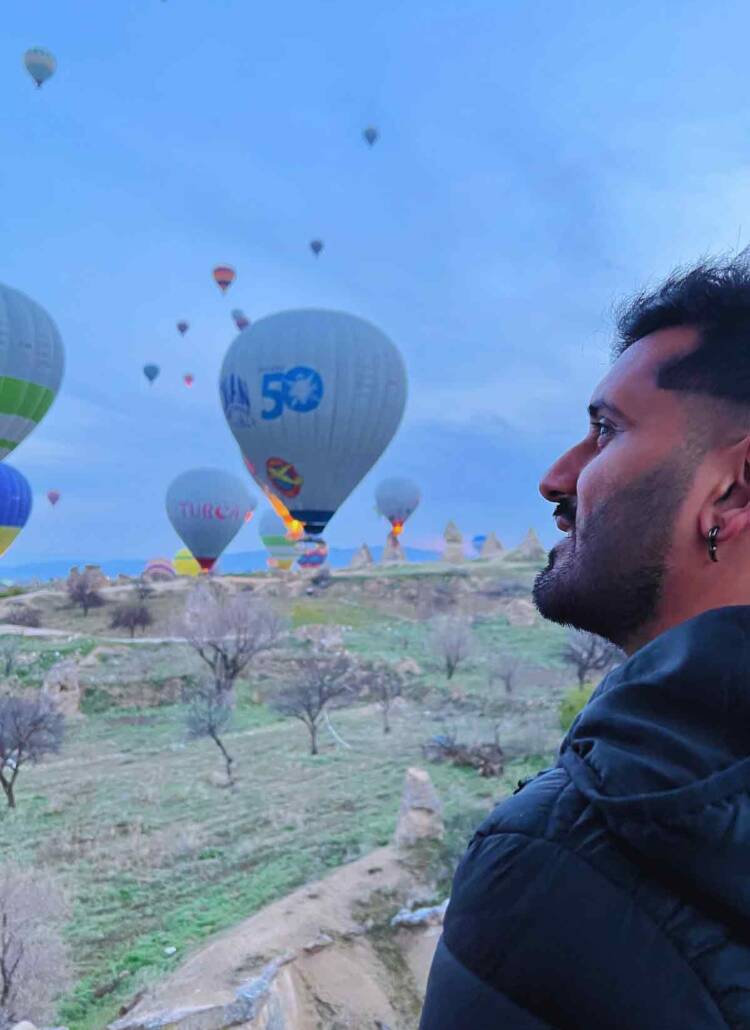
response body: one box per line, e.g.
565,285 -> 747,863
381,533 -> 405,564
350,543 -> 374,569
394,767 -> 444,849
481,532 -> 505,559
442,522 -> 464,564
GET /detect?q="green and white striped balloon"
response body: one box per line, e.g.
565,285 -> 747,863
0,283 -> 65,459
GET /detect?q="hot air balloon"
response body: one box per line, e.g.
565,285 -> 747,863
0,283 -> 65,461
363,127 -> 379,146
220,309 -> 407,538
166,468 -> 256,572
143,558 -> 176,582
232,309 -> 250,331
176,320 -> 189,336
375,478 -> 420,537
0,465 -> 32,558
472,534 -> 487,555
213,266 -> 236,293
144,364 -> 159,383
258,509 -> 299,571
184,374 -> 194,388
174,547 -> 201,577
297,536 -> 328,568
310,240 -> 323,257
47,490 -> 60,507
24,48 -> 56,88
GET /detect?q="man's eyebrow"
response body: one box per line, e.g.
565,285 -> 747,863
588,398 -> 629,422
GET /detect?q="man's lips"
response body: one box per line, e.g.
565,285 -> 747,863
555,515 -> 574,533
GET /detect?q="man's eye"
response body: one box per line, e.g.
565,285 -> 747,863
591,420 -> 614,441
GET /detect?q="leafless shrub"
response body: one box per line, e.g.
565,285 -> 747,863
110,599 -> 154,638
488,652 -> 524,695
3,605 -> 41,629
559,629 -> 624,687
178,583 -> 284,702
428,614 -> 473,680
184,683 -> 235,784
0,696 -> 65,808
0,638 -> 20,678
270,646 -> 356,754
422,730 -> 504,777
361,661 -> 403,734
67,568 -> 105,616
0,863 -> 71,1029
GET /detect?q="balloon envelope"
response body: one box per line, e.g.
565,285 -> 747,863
0,465 -> 32,557
24,48 -> 56,87
144,364 -> 159,383
213,266 -> 236,292
258,508 -> 298,570
473,534 -> 487,552
174,548 -> 201,577
220,309 -> 407,537
375,477 -> 420,533
184,374 -> 194,387
177,321 -> 189,336
297,536 -> 328,568
143,557 -> 176,581
232,309 -> 250,331
166,468 -> 256,571
363,126 -> 378,146
0,283 -> 65,460
47,489 -> 60,506
310,240 -> 323,256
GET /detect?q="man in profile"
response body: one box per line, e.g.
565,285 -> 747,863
420,255 -> 750,1028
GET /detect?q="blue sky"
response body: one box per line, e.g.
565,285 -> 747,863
3,0 -> 750,562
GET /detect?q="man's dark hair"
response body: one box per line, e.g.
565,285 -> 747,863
613,252 -> 750,453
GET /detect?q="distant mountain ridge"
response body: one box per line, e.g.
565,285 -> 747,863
0,547 -> 443,583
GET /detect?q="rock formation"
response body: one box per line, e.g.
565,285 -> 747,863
441,521 -> 464,563
393,767 -> 444,849
42,659 -> 82,717
349,543 -> 374,569
506,527 -> 546,562
381,533 -> 405,564
480,532 -> 505,560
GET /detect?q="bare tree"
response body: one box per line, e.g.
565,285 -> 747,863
0,638 -> 20,678
559,629 -> 624,687
3,605 -> 40,629
110,598 -> 154,638
134,575 -> 155,601
429,614 -> 473,680
488,652 -> 524,695
270,647 -> 355,754
179,583 -> 284,703
0,696 -> 64,808
184,683 -> 235,785
66,568 -> 104,617
0,863 -> 71,1029
363,661 -> 403,734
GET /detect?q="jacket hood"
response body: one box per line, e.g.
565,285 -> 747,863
560,604 -> 750,922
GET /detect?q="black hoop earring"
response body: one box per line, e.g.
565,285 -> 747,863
708,526 -> 720,563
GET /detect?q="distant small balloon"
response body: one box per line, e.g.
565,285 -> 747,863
232,309 -> 250,331
176,320 -> 189,336
184,373 -> 194,387
363,126 -> 379,146
310,240 -> 323,257
213,266 -> 236,293
24,48 -> 56,88
144,364 -> 160,383
47,490 -> 60,507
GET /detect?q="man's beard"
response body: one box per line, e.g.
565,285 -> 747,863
531,457 -> 696,650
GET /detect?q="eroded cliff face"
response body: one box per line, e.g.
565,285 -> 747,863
110,769 -> 448,1030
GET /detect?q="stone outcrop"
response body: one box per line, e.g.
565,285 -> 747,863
393,767 -> 444,849
42,659 -> 82,717
441,521 -> 464,564
349,543 -> 374,569
381,533 -> 405,564
505,527 -> 546,562
504,598 -> 539,627
480,532 -> 505,560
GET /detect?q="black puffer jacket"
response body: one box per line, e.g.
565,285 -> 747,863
420,605 -> 750,1029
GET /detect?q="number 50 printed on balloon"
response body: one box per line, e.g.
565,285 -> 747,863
261,366 -> 324,420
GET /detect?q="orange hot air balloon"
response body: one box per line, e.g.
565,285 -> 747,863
213,266 -> 236,293
184,373 -> 194,387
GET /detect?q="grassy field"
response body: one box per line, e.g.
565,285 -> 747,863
0,563 -> 573,1029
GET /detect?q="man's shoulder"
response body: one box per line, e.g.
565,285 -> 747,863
470,763 -> 578,844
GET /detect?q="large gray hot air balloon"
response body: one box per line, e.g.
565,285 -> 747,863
165,467 -> 256,571
220,309 -> 407,536
0,283 -> 65,460
24,48 -> 56,88
375,477 -> 421,535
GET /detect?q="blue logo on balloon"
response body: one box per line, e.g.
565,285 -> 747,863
261,367 -> 324,420
284,366 -> 323,413
221,374 -> 253,428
